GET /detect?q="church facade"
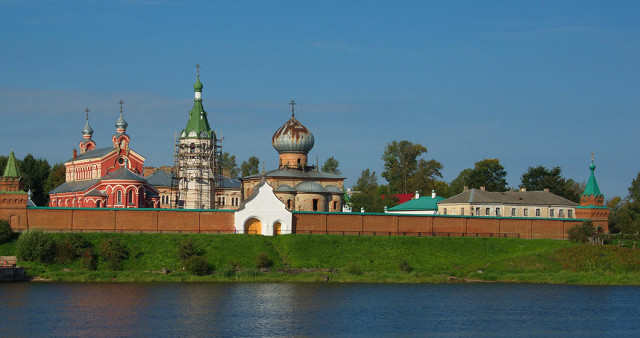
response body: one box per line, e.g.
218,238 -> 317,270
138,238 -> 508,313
49,104 -> 160,208
241,102 -> 344,212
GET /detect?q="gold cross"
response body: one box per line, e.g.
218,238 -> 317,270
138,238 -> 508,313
119,100 -> 124,114
85,107 -> 90,121
196,63 -> 200,77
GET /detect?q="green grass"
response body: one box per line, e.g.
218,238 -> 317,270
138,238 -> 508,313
3,233 -> 640,284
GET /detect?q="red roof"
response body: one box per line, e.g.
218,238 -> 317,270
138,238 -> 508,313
381,193 -> 415,204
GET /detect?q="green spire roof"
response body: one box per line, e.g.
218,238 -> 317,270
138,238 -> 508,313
194,77 -> 203,92
181,76 -> 213,139
581,160 -> 603,197
3,150 -> 20,178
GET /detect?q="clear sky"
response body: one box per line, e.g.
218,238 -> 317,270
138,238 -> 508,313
1,0 -> 638,199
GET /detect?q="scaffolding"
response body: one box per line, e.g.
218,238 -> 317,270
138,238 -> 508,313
172,133 -> 223,209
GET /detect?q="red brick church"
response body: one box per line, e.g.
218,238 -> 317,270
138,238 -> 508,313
49,103 -> 159,208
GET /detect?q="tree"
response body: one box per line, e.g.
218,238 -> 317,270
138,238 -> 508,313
240,156 -> 260,177
381,140 -> 442,194
350,169 -> 397,213
520,165 -> 581,202
608,172 -> 640,234
354,169 -> 378,193
219,152 -> 240,178
449,168 -> 473,196
20,154 -> 51,206
44,163 -> 66,197
321,157 -> 341,175
466,159 -> 508,192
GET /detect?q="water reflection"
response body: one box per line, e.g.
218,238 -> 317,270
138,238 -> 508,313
1,283 -> 640,336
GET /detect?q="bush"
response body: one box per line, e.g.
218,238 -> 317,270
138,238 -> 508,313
16,229 -> 55,263
0,220 -> 12,244
239,267 -> 262,277
568,220 -> 596,243
54,238 -> 77,264
81,249 -> 97,271
100,238 -> 128,271
399,259 -> 414,273
178,239 -> 201,262
256,253 -> 274,269
184,255 -> 210,276
67,233 -> 92,256
343,261 -> 363,275
221,261 -> 241,278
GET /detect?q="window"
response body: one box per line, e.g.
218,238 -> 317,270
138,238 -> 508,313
550,209 -> 555,217
117,191 -> 122,205
558,209 -> 564,218
443,208 -> 447,215
568,210 -> 573,218
313,199 -> 319,211
475,207 -> 480,216
287,199 -> 291,209
333,201 -> 337,210
511,208 -> 516,216
535,209 -> 541,217
496,208 -> 501,216
485,208 -> 490,216
460,208 -> 464,216
523,208 -> 529,217
128,190 -> 133,204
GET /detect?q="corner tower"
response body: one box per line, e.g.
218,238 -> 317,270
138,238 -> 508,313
575,154 -> 610,233
174,65 -> 222,209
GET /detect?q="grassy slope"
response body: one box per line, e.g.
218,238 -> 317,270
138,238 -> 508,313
2,233 -> 640,284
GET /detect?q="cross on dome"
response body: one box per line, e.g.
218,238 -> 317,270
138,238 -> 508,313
290,100 -> 296,117
196,63 -> 200,78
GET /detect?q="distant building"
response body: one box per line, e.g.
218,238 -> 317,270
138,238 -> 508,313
386,190 -> 444,215
241,101 -> 344,212
575,158 -> 610,232
49,104 -> 160,208
0,150 -> 28,215
437,187 -> 578,218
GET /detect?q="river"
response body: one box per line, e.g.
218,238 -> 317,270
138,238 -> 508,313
1,283 -> 639,336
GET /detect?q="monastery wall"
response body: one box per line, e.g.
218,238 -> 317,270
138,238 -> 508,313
2,207 -> 584,239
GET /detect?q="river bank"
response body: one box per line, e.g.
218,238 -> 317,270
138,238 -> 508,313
2,233 -> 640,284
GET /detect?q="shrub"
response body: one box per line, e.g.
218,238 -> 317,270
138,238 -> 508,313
343,261 -> 363,275
0,220 -> 12,244
100,238 -> 128,271
178,239 -> 200,262
54,238 -> 76,264
68,233 -> 92,256
184,256 -> 210,276
568,220 -> 596,243
81,249 -> 97,271
221,261 -> 241,278
256,253 -> 274,269
399,259 -> 414,273
16,229 -> 55,263
239,267 -> 262,277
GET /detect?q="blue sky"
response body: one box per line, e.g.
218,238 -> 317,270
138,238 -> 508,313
1,0 -> 638,198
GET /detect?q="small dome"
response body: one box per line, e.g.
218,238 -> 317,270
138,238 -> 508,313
589,161 -> 596,171
324,185 -> 342,193
272,116 -> 314,153
115,113 -> 128,130
82,120 -> 93,136
295,181 -> 326,193
274,184 -> 295,192
194,78 -> 203,91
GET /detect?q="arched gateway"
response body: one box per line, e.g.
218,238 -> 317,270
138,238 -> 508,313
245,218 -> 262,235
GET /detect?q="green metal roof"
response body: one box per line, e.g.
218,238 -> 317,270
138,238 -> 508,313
3,150 -> 20,178
180,77 -> 213,139
388,196 -> 445,211
581,160 -> 603,197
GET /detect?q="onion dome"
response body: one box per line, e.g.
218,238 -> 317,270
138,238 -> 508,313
272,103 -> 314,153
295,181 -> 326,193
194,77 -> 203,92
115,112 -> 128,130
82,119 -> 93,136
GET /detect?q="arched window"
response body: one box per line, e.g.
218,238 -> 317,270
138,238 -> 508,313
128,190 -> 133,204
117,191 -> 122,205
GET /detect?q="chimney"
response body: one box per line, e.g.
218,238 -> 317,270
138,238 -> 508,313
544,188 -> 550,192
361,207 -> 365,213
520,187 -> 526,192
384,206 -> 388,213
415,190 -> 420,199
480,186 -> 486,191
73,149 -> 77,159
432,189 -> 436,199
463,186 -> 469,192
